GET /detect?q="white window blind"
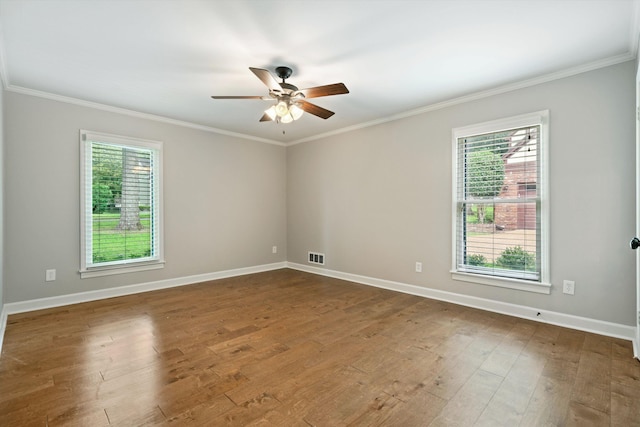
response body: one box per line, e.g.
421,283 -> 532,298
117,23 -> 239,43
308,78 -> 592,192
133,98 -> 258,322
80,130 -> 164,278
452,111 -> 549,290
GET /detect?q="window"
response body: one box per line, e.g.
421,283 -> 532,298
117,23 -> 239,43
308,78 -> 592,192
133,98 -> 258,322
80,130 -> 164,278
452,111 -> 550,293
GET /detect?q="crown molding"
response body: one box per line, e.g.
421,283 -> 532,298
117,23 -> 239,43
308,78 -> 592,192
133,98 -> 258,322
4,85 -> 286,146
1,50 -> 636,148
288,52 -> 636,146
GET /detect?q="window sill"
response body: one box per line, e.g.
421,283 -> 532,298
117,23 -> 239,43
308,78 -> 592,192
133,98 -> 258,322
451,271 -> 551,294
80,260 -> 165,279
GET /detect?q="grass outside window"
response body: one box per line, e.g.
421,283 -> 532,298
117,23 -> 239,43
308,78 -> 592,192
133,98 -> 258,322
92,213 -> 152,263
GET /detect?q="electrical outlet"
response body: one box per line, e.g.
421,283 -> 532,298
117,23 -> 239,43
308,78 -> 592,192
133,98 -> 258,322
562,280 -> 575,295
45,269 -> 56,282
415,262 -> 422,273
272,246 -> 277,254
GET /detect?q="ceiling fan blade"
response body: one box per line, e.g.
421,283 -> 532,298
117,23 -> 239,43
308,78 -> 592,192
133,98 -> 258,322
249,67 -> 282,92
259,113 -> 273,122
211,95 -> 267,99
298,100 -> 335,119
297,83 -> 349,98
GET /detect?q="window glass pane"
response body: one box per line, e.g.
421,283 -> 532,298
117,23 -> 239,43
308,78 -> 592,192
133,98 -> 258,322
455,124 -> 541,282
91,143 -> 154,264
459,202 -> 539,280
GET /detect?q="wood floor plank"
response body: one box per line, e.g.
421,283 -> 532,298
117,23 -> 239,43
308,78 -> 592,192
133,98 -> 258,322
165,394 -> 237,426
610,381 -> 640,427
0,268 -> 637,426
367,346 -> 444,402
564,400 -> 609,426
428,369 -> 503,426
47,406 -> 110,427
474,352 -> 547,426
302,378 -> 394,426
570,350 -> 611,415
519,376 -> 575,427
211,392 -> 281,426
105,404 -> 166,426
382,388 -> 448,426
611,354 -> 640,388
223,340 -> 324,406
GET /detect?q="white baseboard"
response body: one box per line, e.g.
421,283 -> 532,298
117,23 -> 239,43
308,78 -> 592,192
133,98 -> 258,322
0,305 -> 7,354
1,261 -> 637,359
2,262 -> 287,316
287,262 -> 638,346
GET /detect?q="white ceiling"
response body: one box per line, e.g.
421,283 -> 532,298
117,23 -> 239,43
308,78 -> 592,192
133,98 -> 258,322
0,0 -> 638,145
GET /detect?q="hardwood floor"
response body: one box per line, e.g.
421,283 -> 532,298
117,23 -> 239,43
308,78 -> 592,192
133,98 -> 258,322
0,269 -> 638,426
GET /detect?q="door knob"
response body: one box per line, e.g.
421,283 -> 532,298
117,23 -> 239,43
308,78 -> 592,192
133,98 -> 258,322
631,237 -> 640,250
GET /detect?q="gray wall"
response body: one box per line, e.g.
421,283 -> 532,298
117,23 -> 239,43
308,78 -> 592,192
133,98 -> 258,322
0,86 -> 4,311
288,61 -> 637,326
2,61 -> 636,328
4,92 -> 287,303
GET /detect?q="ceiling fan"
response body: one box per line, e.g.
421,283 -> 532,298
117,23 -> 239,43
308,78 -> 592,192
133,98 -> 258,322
211,66 -> 349,124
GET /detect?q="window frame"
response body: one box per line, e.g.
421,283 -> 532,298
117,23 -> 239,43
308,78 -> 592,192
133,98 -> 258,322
451,111 -> 550,294
80,130 -> 165,279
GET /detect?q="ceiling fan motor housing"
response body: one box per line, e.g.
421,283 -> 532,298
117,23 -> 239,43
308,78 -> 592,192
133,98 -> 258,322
275,66 -> 293,81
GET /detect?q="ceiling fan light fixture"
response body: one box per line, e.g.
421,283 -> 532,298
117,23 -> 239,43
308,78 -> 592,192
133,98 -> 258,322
265,105 -> 277,121
290,104 -> 304,120
281,113 -> 294,124
275,101 -> 289,117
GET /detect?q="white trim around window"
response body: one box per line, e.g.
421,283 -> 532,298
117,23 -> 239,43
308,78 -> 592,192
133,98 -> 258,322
80,130 -> 165,278
451,111 -> 550,294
